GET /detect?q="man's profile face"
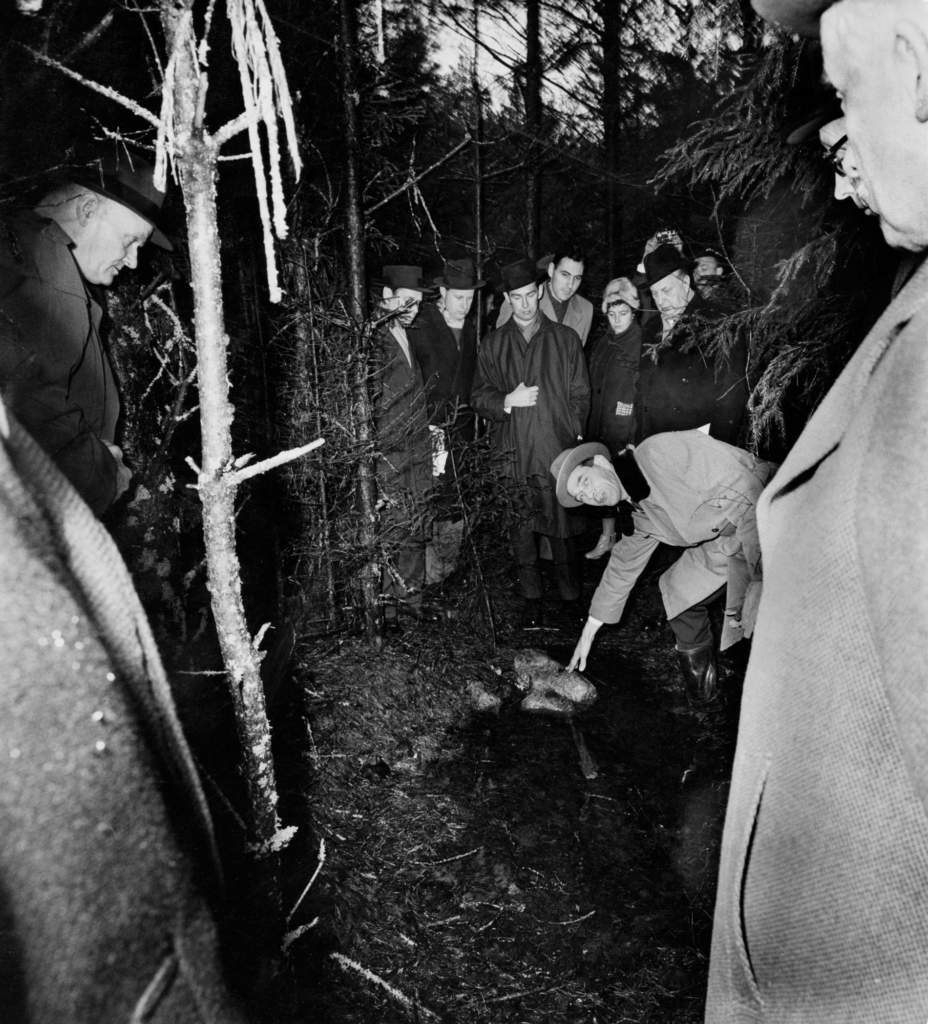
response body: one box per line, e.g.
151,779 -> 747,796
548,257 -> 583,302
822,1 -> 928,250
507,281 -> 541,324
649,270 -> 691,318
73,195 -> 152,286
384,286 -> 422,327
567,459 -> 621,507
440,287 -> 475,323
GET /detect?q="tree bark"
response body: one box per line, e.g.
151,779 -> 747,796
338,0 -> 380,638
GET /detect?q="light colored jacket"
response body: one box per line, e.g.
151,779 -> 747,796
496,283 -> 593,346
589,430 -> 773,648
706,258 -> 928,1022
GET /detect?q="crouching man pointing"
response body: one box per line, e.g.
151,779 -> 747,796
553,430 -> 775,701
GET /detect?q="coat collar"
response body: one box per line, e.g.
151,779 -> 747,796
612,447 -> 651,503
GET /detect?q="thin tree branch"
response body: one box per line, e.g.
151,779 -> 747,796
363,134 -> 471,216
212,108 -> 262,149
228,437 -> 325,486
18,45 -> 161,128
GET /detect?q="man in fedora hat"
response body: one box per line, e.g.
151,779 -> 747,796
552,431 -> 772,701
705,0 -> 928,1019
637,243 -> 747,444
0,145 -> 172,515
373,264 -> 435,628
472,256 -> 590,628
495,245 -> 594,346
407,256 -> 484,436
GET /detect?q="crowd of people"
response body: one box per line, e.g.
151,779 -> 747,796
1,0 -> 927,1017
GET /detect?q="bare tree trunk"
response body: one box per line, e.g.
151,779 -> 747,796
338,0 -> 380,639
524,0 -> 541,259
472,0 -> 484,328
161,0 -> 282,868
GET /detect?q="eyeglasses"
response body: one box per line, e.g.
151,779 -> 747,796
605,299 -> 634,314
824,134 -> 848,178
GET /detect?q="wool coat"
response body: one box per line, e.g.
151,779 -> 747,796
407,301 -> 478,426
496,283 -> 594,346
0,404 -> 247,1023
585,320 -> 642,453
637,294 -> 747,444
0,210 -> 120,515
705,258 -> 928,1022
472,313 -> 590,538
588,430 -> 773,649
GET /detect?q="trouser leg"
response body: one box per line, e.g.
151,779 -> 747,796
668,585 -> 725,649
548,534 -> 581,601
511,522 -> 542,600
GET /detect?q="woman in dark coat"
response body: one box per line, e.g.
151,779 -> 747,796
583,276 -> 643,558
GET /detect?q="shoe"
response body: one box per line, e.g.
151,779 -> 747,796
520,600 -> 543,629
585,533 -> 616,559
677,644 -> 719,704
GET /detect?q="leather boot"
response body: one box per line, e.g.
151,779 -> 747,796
585,533 -> 617,559
677,644 -> 718,704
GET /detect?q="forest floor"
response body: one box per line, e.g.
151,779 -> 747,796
261,542 -> 745,1024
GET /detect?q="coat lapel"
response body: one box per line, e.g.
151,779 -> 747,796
769,258 -> 928,500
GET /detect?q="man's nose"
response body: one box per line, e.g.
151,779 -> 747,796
834,175 -> 855,202
124,246 -> 138,269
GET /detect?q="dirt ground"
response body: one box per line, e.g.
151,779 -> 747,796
268,549 -> 745,1024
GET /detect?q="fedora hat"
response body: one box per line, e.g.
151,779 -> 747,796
380,264 -> 430,292
434,257 -> 485,289
644,243 -> 689,287
76,146 -> 173,251
751,0 -> 833,37
550,442 -> 611,508
501,257 -> 542,293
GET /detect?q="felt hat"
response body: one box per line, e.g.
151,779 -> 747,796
784,96 -> 843,145
76,146 -> 173,251
501,257 -> 542,293
751,0 -> 834,37
434,257 -> 485,289
644,243 -> 689,287
380,264 -> 430,292
550,442 -> 611,508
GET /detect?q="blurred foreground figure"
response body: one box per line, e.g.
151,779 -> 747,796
0,397 -> 247,1022
707,0 -> 928,1020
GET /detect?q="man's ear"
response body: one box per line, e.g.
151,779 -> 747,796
382,285 -> 393,302
547,262 -> 555,281
591,454 -> 612,470
75,191 -> 100,227
896,19 -> 928,123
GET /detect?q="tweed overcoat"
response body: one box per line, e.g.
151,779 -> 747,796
472,313 -> 589,538
0,210 -> 120,514
705,259 -> 928,1022
496,283 -> 594,346
0,404 -> 247,1022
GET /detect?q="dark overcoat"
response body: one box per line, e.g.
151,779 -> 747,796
0,210 -> 120,514
585,320 -> 642,452
472,314 -> 589,537
0,405 -> 247,1022
637,294 -> 747,444
705,259 -> 928,1021
407,301 -> 478,426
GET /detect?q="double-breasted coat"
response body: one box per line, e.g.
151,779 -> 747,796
705,259 -> 928,1022
588,430 -> 773,649
0,211 -> 121,514
472,314 -> 590,538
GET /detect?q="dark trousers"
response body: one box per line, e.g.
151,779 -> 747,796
668,585 -> 725,649
511,524 -> 580,602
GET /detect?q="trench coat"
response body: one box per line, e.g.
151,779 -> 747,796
637,294 -> 747,444
407,301 -> 478,426
588,430 -> 773,649
585,320 -> 642,452
496,283 -> 594,346
0,211 -> 120,514
705,259 -> 928,1022
472,314 -> 590,538
0,403 -> 247,1023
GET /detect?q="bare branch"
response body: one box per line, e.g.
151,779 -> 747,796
19,45 -> 161,128
364,134 -> 471,217
228,437 -> 325,486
